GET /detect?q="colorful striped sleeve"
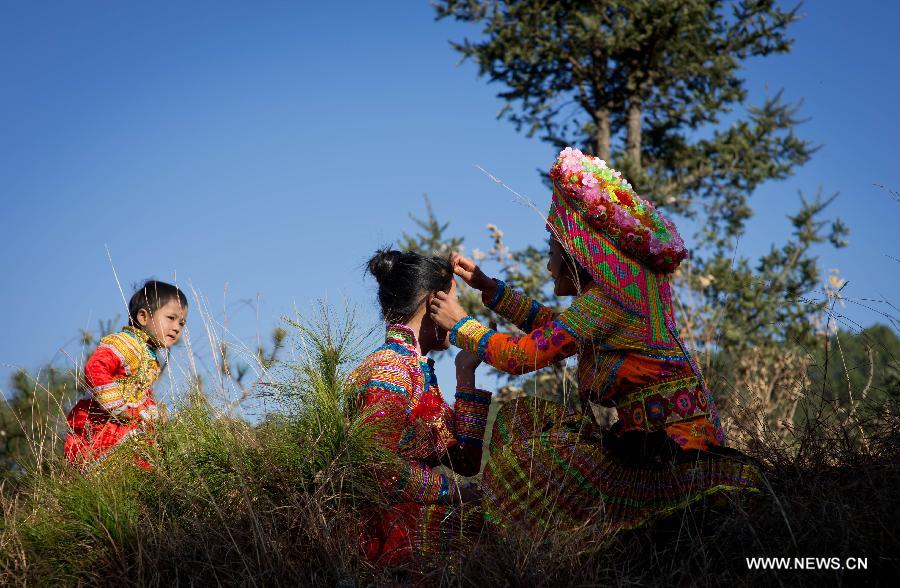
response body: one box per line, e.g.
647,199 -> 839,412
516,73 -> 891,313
452,385 -> 492,447
84,339 -> 136,419
484,279 -> 558,332
452,287 -> 620,376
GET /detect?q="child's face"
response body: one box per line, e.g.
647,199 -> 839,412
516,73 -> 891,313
137,299 -> 187,348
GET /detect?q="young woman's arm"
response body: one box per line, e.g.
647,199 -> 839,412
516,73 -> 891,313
439,384 -> 492,477
450,287 -> 624,375
453,255 -> 557,332
482,279 -> 558,333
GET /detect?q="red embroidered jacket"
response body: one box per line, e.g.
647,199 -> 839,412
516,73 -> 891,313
348,324 -> 491,504
84,326 -> 161,421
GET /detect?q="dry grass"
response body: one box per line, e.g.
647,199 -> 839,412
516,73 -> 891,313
0,304 -> 898,586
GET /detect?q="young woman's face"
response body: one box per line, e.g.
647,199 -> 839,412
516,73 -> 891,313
137,299 -> 187,348
547,239 -> 580,296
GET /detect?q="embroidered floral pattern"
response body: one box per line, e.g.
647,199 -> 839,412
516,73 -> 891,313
672,389 -> 697,418
645,395 -> 669,425
531,325 -> 567,351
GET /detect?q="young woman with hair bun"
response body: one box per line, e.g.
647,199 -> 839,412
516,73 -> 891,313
349,249 -> 492,564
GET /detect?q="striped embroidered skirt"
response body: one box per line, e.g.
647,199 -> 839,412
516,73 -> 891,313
481,397 -> 760,537
361,501 -> 484,565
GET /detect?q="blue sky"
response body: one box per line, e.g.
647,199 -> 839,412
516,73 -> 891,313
1,1 -> 897,407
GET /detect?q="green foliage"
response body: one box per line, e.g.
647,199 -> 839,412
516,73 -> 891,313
261,305 -> 393,500
1,367 -> 81,480
399,193 -> 464,256
690,189 -> 851,352
812,324 -> 900,406
435,0 -> 807,233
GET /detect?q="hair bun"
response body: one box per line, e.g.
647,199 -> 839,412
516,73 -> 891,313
367,249 -> 402,283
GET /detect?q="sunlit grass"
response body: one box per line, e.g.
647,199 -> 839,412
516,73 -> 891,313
0,301 -> 897,586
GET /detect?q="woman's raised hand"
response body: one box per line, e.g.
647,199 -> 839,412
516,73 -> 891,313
455,349 -> 481,374
429,279 -> 468,331
451,253 -> 497,299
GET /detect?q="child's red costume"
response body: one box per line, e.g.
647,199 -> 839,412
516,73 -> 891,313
64,326 -> 161,471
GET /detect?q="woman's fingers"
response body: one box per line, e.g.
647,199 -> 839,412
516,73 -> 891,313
456,254 -> 475,271
429,286 -> 466,329
452,252 -> 496,293
452,253 -> 478,281
453,265 -> 474,281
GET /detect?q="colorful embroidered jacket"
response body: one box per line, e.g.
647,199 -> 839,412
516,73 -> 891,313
84,326 -> 161,421
348,324 -> 492,504
451,280 -> 724,451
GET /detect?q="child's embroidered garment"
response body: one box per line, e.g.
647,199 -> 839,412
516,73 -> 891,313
64,326 -> 160,471
347,324 -> 491,564
447,147 -> 759,536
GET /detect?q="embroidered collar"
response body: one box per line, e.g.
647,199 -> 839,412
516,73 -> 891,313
385,323 -> 419,354
122,325 -> 159,362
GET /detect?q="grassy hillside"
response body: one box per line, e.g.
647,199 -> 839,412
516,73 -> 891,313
1,314 -> 897,586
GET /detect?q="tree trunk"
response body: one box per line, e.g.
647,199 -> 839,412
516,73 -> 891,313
626,97 -> 642,170
595,107 -> 610,160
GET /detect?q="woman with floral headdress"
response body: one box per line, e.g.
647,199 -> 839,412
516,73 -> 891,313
428,147 -> 760,537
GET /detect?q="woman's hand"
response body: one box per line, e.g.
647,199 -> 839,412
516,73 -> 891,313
429,280 -> 468,331
455,349 -> 481,388
455,349 -> 482,373
452,253 -> 497,300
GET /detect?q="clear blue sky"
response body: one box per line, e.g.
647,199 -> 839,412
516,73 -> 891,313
1,1 -> 897,407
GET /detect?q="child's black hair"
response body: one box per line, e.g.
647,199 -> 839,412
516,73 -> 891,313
367,249 -> 453,323
128,280 -> 188,326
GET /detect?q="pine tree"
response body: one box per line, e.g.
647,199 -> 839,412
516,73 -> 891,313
435,0 -> 849,353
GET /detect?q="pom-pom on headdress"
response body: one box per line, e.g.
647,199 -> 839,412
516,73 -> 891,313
546,147 -> 688,275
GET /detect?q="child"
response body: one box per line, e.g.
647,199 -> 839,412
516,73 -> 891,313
64,280 -> 188,471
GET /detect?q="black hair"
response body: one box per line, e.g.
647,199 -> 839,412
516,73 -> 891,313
128,280 -> 188,326
367,249 -> 453,323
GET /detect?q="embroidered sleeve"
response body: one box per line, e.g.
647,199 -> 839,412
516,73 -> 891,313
484,279 -> 557,332
437,385 -> 492,477
451,287 -> 619,375
84,341 -> 136,419
354,362 -> 458,505
452,386 -> 492,447
85,332 -> 157,421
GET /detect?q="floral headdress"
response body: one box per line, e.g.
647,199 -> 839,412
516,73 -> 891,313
546,147 -> 687,275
